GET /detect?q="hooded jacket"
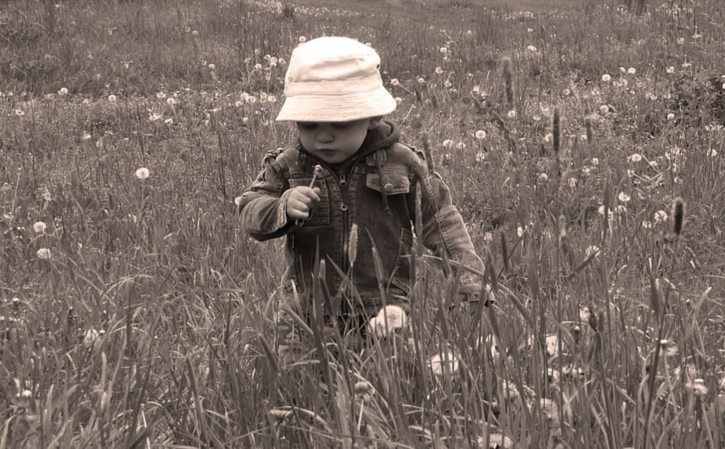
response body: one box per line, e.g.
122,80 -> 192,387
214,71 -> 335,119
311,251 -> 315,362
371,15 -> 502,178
238,121 -> 484,318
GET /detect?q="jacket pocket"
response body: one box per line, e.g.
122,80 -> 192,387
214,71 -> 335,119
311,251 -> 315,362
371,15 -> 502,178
365,164 -> 411,195
289,177 -> 331,226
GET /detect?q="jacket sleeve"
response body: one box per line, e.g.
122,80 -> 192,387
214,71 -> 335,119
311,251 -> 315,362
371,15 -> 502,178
237,152 -> 294,241
410,155 -> 485,295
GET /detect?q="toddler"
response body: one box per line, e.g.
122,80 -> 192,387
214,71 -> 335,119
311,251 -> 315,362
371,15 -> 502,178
238,36 -> 484,337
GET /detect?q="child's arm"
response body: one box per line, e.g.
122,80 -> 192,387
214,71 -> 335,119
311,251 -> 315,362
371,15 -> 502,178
237,151 -> 318,241
411,160 -> 485,298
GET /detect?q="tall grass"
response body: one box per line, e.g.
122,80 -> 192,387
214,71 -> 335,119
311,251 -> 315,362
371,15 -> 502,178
1,0 -> 724,447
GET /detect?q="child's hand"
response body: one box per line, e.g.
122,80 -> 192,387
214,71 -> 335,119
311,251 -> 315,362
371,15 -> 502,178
286,186 -> 321,220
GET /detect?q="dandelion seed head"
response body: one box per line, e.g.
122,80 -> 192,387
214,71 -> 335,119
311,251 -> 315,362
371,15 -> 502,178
429,350 -> 459,376
108,94 -> 117,102
628,153 -> 642,163
507,110 -> 516,119
475,130 -> 487,140
627,67 -> 637,75
618,192 -> 631,203
585,245 -> 599,259
688,378 -> 708,396
601,74 -> 612,82
527,45 -> 538,53
354,381 -> 372,397
33,221 -> 47,234
654,210 -> 668,223
135,167 -> 150,180
36,248 -> 52,260
369,305 -> 408,338
83,328 -> 100,349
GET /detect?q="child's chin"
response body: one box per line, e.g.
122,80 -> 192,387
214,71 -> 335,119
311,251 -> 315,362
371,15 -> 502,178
316,152 -> 342,162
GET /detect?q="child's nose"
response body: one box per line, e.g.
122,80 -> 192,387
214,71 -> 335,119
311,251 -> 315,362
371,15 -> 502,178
318,128 -> 334,143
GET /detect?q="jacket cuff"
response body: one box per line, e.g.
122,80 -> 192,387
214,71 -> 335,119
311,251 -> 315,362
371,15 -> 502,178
275,189 -> 293,231
435,205 -> 478,259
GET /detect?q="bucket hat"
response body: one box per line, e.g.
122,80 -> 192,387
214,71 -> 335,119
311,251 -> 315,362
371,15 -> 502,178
276,36 -> 397,122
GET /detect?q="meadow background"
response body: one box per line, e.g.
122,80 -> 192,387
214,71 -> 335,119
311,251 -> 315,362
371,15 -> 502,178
1,0 -> 725,447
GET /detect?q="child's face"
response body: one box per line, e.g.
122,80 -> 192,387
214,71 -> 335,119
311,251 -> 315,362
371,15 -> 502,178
296,118 -> 372,164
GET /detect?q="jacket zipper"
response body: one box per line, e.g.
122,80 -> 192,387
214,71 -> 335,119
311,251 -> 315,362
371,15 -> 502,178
339,172 -> 349,271
320,162 -> 354,272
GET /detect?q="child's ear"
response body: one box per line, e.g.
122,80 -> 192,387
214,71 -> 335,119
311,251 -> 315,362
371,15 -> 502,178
368,117 -> 382,129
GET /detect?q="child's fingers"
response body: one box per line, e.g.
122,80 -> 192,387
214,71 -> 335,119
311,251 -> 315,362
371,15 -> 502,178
286,195 -> 309,216
298,187 -> 320,203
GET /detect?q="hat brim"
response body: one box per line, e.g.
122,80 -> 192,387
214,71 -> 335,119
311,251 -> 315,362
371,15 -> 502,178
275,87 -> 397,122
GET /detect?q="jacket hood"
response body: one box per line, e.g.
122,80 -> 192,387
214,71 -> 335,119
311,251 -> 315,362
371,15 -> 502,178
356,120 -> 400,160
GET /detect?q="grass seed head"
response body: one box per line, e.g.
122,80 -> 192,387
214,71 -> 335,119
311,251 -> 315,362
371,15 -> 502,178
348,223 -> 358,266
500,56 -> 514,107
270,408 -> 293,423
584,114 -> 594,143
672,197 -> 685,235
552,107 -> 561,154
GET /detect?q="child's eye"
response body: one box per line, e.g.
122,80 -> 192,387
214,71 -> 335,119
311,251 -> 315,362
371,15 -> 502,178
297,122 -> 318,130
331,122 -> 351,130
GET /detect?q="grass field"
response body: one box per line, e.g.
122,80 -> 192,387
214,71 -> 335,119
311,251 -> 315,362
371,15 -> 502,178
1,0 -> 725,447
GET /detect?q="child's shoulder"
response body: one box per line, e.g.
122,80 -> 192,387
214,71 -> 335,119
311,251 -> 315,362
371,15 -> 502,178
261,146 -> 301,174
383,141 -> 428,174
385,141 -> 425,164
263,146 -> 299,163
